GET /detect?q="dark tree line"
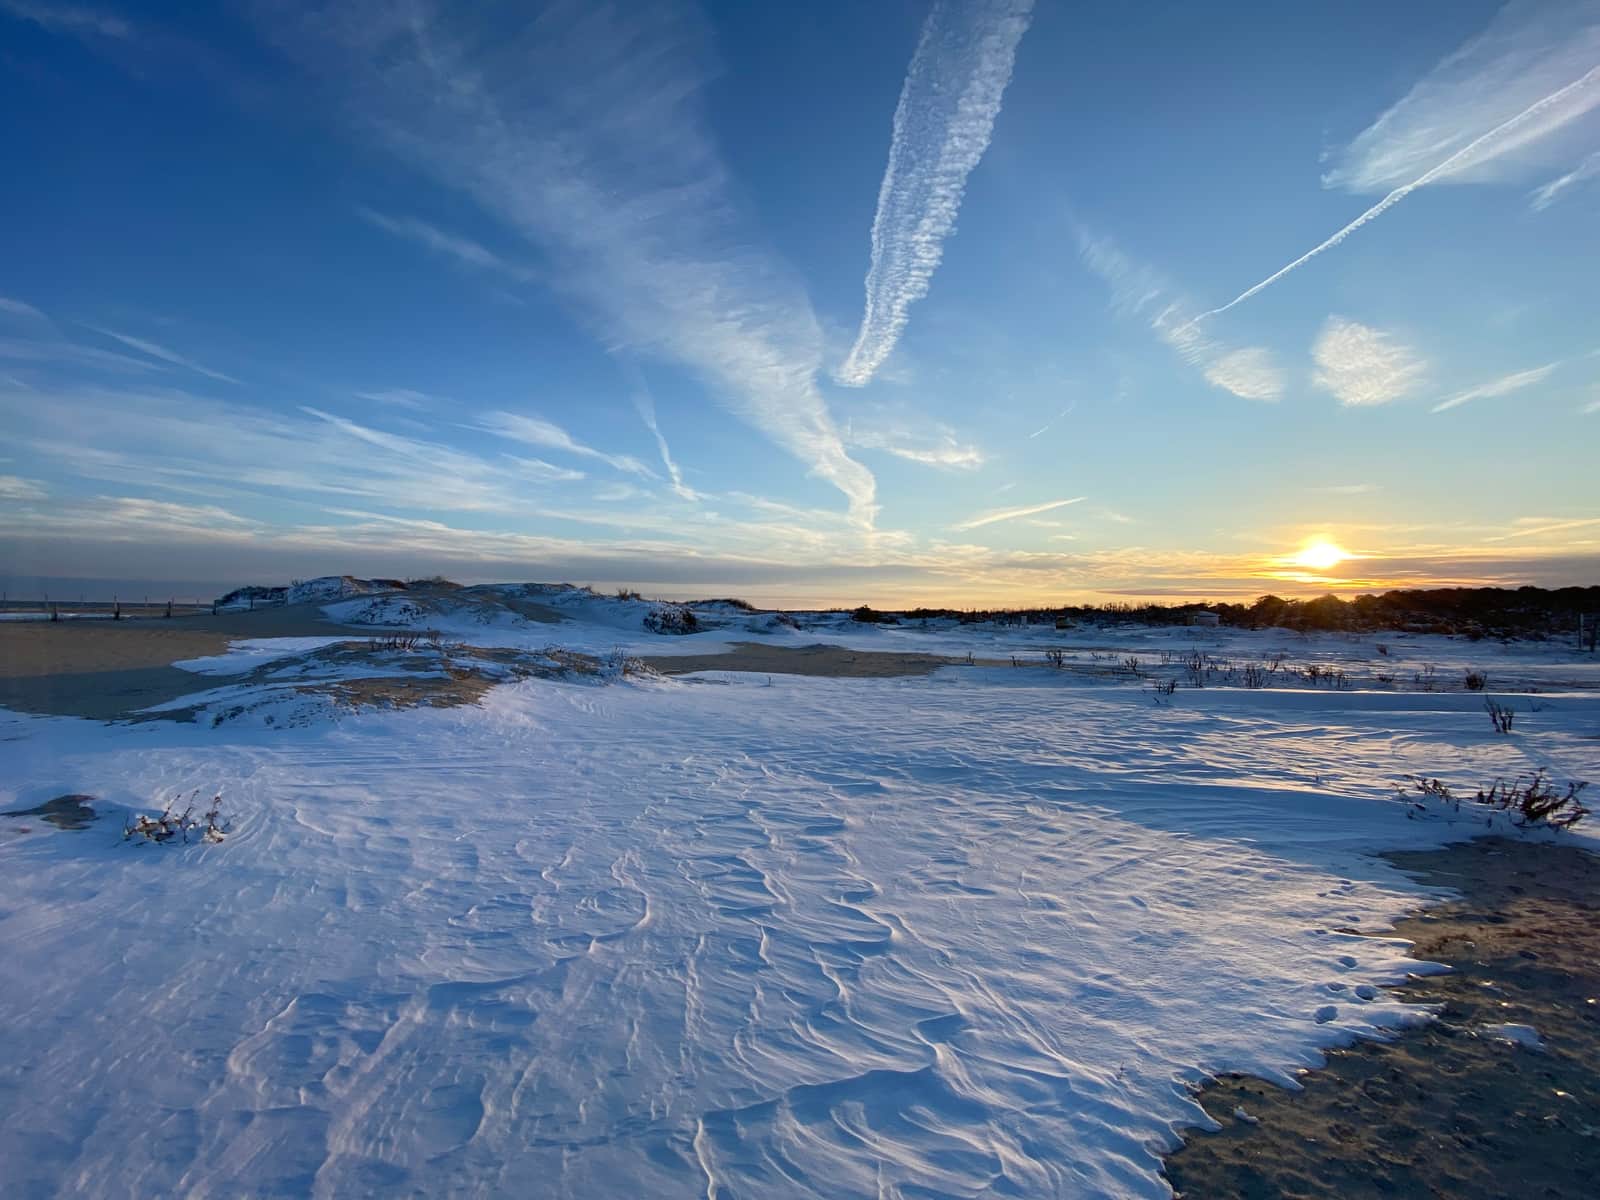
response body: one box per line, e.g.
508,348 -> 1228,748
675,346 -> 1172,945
892,586 -> 1600,642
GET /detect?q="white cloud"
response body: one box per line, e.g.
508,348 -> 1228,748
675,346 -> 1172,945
479,411 -> 653,479
1201,348 -> 1285,403
1431,362 -> 1559,413
265,3 -> 877,523
837,0 -> 1035,387
1312,317 -> 1428,407
1078,232 -> 1285,402
951,495 -> 1085,531
87,327 -> 238,384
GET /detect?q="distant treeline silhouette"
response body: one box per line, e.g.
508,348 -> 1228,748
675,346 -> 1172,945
896,586 -> 1600,641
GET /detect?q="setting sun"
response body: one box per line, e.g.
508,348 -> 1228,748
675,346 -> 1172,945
1291,540 -> 1350,571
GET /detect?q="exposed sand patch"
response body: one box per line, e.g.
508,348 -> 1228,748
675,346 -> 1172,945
1164,836 -> 1600,1199
644,641 -> 971,678
3,794 -> 99,832
0,604 -> 409,720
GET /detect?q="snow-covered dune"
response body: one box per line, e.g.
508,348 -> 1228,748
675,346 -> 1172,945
2,608 -> 1596,1197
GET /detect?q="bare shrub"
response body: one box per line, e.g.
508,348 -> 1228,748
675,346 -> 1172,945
370,633 -> 424,652
850,605 -> 897,625
1149,677 -> 1178,702
1414,664 -> 1437,692
1477,771 -> 1589,828
1044,648 -> 1066,668
1242,664 -> 1267,688
1463,669 -> 1489,692
1122,656 -> 1142,676
1375,642 -> 1390,656
615,587 -> 642,601
1484,698 -> 1516,734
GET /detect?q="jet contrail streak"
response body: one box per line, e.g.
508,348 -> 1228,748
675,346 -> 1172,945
1188,64 -> 1600,326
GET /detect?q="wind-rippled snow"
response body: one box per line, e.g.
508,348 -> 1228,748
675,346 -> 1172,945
2,666 -> 1595,1198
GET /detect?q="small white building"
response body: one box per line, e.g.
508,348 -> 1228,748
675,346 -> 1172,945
1189,610 -> 1221,627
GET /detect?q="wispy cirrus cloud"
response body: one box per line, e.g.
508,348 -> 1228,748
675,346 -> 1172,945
1312,317 -> 1428,407
1431,362 -> 1559,413
1078,232 -> 1285,402
1486,515 -> 1600,541
0,296 -> 48,322
1,296 -> 169,376
1193,3 -> 1600,320
265,2 -> 877,523
877,441 -> 986,469
1309,482 -> 1382,495
355,388 -> 440,411
87,326 -> 238,384
0,0 -> 130,39
951,495 -> 1085,531
629,382 -> 699,501
1327,2 -> 1600,194
836,0 -> 1034,387
847,421 -> 987,470
479,411 -> 653,479
356,206 -> 535,281
1529,148 -> 1600,209
0,380 -> 587,516
0,474 -> 47,501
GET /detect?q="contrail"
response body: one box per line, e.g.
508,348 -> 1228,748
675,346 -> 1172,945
837,0 -> 1034,387
1188,63 -> 1600,326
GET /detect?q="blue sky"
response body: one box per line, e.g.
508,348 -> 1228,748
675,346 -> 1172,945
1,0 -> 1597,606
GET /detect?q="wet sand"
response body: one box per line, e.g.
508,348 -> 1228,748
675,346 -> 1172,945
0,604 -> 401,721
1163,836 -> 1600,1199
644,641 -> 970,678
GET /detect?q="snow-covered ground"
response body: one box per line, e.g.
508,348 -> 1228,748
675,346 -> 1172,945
2,594 -> 1597,1198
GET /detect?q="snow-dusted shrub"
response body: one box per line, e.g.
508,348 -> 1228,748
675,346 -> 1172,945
644,604 -> 698,634
124,792 -> 228,845
1463,669 -> 1489,691
604,648 -> 652,677
1406,772 -> 1588,829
